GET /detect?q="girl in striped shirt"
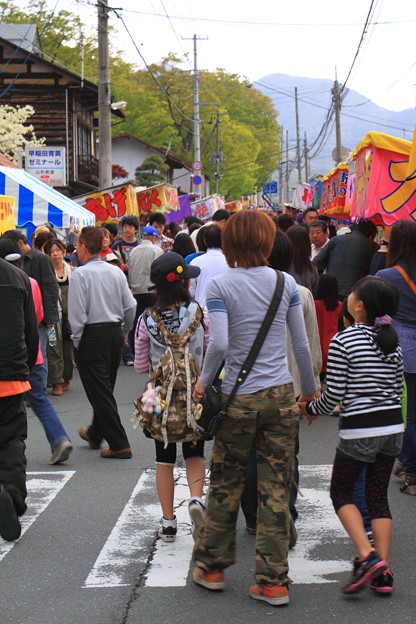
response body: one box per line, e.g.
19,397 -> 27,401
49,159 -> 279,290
299,276 -> 404,596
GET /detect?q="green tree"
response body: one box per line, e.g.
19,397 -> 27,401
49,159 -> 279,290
135,154 -> 169,187
0,4 -> 281,200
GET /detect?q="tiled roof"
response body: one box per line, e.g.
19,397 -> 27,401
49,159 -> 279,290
0,153 -> 18,168
0,23 -> 41,54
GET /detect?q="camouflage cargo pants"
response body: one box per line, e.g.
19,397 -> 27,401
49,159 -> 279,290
194,383 -> 298,585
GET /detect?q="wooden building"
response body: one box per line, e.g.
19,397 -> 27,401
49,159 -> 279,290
0,24 -> 124,196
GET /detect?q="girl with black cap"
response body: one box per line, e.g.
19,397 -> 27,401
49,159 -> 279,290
134,252 -> 209,543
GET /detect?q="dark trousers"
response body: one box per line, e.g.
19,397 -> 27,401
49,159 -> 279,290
128,293 -> 157,356
77,324 -> 130,451
241,425 -> 300,527
0,393 -> 27,515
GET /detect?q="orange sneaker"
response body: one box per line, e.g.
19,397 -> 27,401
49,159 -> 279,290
249,583 -> 289,606
192,567 -> 225,590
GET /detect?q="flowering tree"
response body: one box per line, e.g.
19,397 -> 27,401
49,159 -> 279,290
112,163 -> 129,181
0,105 -> 45,163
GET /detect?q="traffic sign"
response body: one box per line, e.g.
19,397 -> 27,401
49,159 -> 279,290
263,182 -> 278,194
192,160 -> 202,172
192,174 -> 202,185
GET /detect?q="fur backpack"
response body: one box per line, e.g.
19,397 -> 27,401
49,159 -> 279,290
133,306 -> 202,448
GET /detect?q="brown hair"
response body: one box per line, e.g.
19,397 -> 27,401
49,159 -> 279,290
222,210 -> 275,268
387,220 -> 416,272
78,226 -> 103,255
203,223 -> 222,249
33,230 -> 54,251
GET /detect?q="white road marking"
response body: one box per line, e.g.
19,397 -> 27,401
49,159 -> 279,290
84,469 -> 163,588
84,467 -> 202,589
84,464 -> 351,589
290,464 -> 350,583
145,470 -> 200,587
0,471 -> 75,561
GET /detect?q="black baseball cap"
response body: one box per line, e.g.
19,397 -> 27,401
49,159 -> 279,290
150,252 -> 200,286
0,238 -> 22,262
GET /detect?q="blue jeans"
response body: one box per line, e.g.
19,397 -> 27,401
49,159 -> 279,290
38,323 -> 48,381
27,363 -> 70,451
400,372 -> 416,476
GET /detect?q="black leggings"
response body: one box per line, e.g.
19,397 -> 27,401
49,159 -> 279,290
155,439 -> 205,464
330,451 -> 395,519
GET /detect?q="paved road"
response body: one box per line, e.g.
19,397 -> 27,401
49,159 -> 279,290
1,366 -> 415,624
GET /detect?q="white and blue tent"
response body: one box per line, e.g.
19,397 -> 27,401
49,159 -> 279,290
0,165 -> 95,231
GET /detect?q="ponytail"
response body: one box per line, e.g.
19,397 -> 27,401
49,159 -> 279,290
352,276 -> 399,355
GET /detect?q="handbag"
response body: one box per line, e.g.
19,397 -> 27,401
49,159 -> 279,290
61,311 -> 72,340
194,270 -> 285,440
58,294 -> 72,340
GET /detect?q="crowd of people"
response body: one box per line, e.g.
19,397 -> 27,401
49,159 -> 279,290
0,206 -> 415,607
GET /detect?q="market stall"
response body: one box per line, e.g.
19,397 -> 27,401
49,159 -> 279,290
0,165 -> 95,238
348,130 -> 416,226
319,162 -> 349,220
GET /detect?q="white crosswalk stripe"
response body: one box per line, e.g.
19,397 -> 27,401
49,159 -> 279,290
0,466 -> 350,585
84,464 -> 350,588
0,470 -> 75,561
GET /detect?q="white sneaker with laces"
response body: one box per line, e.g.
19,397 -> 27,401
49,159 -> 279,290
158,516 -> 177,542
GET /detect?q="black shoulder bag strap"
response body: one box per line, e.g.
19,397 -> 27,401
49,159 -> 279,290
223,270 -> 285,410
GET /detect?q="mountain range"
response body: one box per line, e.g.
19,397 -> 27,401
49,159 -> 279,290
256,73 -> 415,181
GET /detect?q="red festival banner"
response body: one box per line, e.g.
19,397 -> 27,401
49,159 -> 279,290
319,162 -> 349,219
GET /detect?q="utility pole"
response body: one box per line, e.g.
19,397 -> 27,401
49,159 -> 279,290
295,87 -> 302,184
214,110 -> 221,194
304,131 -> 309,181
98,0 -> 112,189
285,129 -> 289,204
192,34 -> 201,164
332,76 -> 342,164
279,126 -> 284,207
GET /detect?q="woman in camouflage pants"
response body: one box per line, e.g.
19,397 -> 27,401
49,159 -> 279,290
192,210 -> 316,606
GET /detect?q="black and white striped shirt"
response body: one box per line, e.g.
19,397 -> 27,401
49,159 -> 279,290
308,324 -> 404,439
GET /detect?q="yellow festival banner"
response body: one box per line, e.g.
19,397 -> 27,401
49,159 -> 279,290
0,195 -> 16,234
77,183 -> 139,226
136,184 -> 180,216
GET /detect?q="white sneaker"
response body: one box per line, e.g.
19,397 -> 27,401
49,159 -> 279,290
158,516 -> 177,542
49,440 -> 73,465
188,497 -> 206,541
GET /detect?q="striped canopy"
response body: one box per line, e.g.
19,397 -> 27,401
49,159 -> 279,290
0,165 -> 95,229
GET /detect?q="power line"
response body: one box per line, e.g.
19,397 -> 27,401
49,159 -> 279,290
112,11 -> 197,134
340,0 -> 378,94
0,0 -> 62,98
118,8 -> 416,29
343,61 -> 416,108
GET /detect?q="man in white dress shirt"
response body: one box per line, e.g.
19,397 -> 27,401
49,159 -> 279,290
69,227 -> 136,459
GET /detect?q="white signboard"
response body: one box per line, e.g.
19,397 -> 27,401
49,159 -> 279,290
25,147 -> 66,187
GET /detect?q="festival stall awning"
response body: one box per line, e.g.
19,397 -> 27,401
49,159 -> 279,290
0,165 -> 95,229
349,130 -> 416,226
190,195 -> 225,221
319,162 -> 349,219
74,182 -> 138,227
136,184 -> 180,222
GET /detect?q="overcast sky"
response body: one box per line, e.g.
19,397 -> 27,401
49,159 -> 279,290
68,0 -> 416,113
